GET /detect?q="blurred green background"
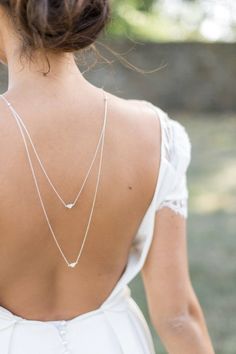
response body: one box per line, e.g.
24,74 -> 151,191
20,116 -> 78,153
107,1 -> 236,353
108,0 -> 236,42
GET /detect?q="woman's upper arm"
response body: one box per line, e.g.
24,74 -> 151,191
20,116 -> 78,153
141,108 -> 194,329
141,208 -> 193,329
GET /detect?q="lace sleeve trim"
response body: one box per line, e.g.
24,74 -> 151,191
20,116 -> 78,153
157,199 -> 188,218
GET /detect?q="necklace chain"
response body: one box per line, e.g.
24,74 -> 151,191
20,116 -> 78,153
0,91 -> 106,209
0,89 -> 108,268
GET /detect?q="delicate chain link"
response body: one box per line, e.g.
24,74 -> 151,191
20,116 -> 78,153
0,91 -> 106,209
0,89 -> 108,268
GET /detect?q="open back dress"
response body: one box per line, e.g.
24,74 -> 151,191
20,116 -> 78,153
0,101 -> 191,354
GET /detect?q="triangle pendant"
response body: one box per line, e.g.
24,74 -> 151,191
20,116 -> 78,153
66,203 -> 74,209
68,262 -> 77,268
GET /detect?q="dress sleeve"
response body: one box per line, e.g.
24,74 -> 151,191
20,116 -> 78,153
151,106 -> 192,218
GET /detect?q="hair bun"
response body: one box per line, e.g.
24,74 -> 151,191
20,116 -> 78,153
5,0 -> 110,52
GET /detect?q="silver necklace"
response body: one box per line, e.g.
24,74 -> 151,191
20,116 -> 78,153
0,89 -> 108,268
0,90 -> 106,210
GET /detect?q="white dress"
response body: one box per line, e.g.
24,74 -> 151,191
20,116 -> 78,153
0,102 -> 191,354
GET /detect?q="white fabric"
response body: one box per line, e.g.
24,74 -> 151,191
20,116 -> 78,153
0,103 -> 191,354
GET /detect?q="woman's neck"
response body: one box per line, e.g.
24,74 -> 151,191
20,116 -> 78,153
6,50 -> 88,94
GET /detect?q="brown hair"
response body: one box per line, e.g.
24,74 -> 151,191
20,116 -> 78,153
0,0 -> 110,55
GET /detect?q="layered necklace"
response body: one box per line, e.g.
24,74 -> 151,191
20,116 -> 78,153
0,88 -> 108,269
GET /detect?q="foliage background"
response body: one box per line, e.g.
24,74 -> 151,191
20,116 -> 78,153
108,0 -> 236,42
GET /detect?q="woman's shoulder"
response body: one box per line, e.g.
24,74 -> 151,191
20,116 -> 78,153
105,92 -> 162,151
105,92 -> 191,171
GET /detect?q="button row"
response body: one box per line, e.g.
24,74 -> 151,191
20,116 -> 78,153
59,320 -> 72,354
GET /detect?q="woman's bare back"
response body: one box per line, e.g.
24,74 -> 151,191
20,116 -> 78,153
0,85 -> 161,321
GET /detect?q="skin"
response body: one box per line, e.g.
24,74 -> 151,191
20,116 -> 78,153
0,6 -> 215,353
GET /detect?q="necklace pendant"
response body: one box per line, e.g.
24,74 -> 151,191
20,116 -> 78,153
68,262 -> 77,268
66,203 -> 74,209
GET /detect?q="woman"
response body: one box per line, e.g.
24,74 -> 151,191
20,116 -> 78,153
0,1 -> 215,353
